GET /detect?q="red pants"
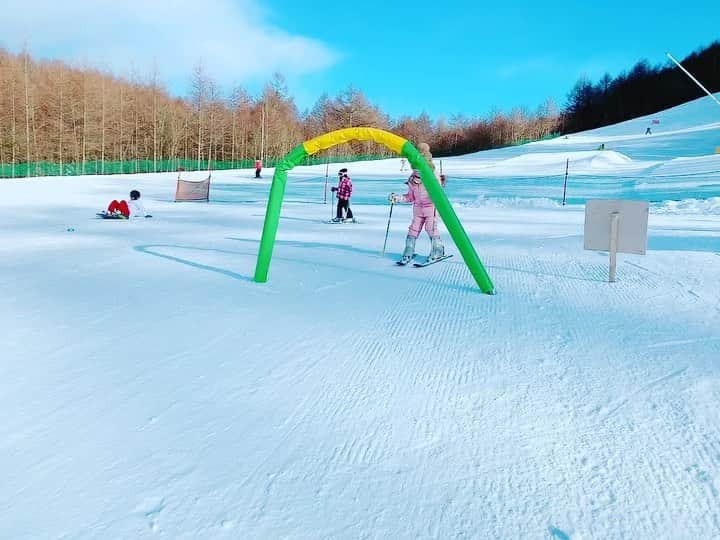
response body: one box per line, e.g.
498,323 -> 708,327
107,200 -> 130,217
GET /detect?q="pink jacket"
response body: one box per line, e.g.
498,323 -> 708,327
399,170 -> 439,207
336,176 -> 353,200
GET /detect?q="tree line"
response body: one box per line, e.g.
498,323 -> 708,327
0,48 -> 562,176
1,41 -> 717,176
564,41 -> 720,133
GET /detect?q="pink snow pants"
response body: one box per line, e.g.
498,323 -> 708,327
408,205 -> 437,238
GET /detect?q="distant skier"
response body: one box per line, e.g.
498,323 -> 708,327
389,142 -> 445,264
330,168 -> 354,222
254,159 -> 262,178
645,127 -> 652,135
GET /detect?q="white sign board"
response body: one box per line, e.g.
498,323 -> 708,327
584,199 -> 649,255
584,199 -> 649,282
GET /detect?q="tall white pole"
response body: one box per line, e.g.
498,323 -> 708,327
666,52 -> 720,107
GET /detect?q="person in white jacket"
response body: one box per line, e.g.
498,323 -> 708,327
127,190 -> 150,218
103,190 -> 151,218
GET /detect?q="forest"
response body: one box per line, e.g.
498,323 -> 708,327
0,40 -> 717,177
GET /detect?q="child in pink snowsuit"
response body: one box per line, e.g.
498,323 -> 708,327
390,169 -> 445,264
398,170 -> 438,237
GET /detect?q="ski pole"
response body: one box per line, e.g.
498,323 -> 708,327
562,158 -> 569,206
324,159 -> 329,204
381,201 -> 395,256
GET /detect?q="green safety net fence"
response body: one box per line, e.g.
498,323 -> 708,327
0,154 -> 390,178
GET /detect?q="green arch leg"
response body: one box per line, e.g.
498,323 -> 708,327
401,141 -> 495,294
254,144 -> 307,283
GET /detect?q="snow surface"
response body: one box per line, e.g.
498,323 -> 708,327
1,94 -> 720,539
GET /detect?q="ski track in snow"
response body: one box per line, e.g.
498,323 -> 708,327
6,241 -> 713,538
2,205 -> 719,539
144,248 -> 718,539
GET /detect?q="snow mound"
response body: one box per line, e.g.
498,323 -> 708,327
481,150 -> 638,177
457,195 -> 563,209
587,150 -> 633,168
652,197 -> 720,215
504,150 -> 632,168
650,154 -> 720,177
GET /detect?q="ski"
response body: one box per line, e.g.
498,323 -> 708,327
325,218 -> 359,224
96,212 -> 128,220
395,254 -> 416,266
413,254 -> 453,267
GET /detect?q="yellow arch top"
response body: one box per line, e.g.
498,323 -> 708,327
303,127 -> 407,156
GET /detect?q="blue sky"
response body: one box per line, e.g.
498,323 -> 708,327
2,0 -> 718,120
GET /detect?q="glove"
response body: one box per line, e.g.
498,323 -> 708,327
388,192 -> 395,203
331,186 -> 337,192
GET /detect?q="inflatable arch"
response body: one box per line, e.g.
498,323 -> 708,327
254,127 -> 495,294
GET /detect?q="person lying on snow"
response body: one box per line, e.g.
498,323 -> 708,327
100,190 -> 151,218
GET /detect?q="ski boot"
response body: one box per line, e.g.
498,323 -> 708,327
428,236 -> 445,262
399,235 -> 416,264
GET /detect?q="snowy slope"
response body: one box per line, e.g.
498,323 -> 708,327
447,91 -> 720,171
1,95 -> 719,539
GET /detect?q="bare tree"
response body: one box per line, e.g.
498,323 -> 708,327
100,74 -> 106,173
190,62 -> 208,168
23,49 -> 31,175
59,67 -> 64,174
0,47 -> 566,178
11,60 -> 17,176
81,68 -> 87,172
151,62 -> 159,172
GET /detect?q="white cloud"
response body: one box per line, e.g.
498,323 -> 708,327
0,0 -> 340,92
